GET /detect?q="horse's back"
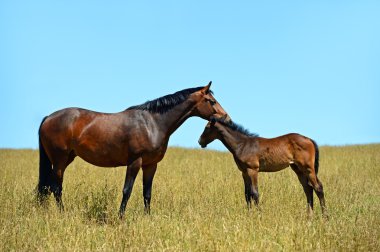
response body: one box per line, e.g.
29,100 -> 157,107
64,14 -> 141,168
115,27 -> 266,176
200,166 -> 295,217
40,107 -> 99,139
40,107 -> 81,140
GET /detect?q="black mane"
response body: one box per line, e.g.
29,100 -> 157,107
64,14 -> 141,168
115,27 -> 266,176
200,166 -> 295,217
127,86 -> 213,114
215,118 -> 258,137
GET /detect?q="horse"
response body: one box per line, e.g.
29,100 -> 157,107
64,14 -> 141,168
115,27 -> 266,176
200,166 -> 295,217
37,82 -> 231,218
198,117 -> 327,217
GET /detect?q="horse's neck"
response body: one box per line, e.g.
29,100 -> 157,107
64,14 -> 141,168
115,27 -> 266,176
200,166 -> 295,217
218,126 -> 245,155
153,99 -> 195,137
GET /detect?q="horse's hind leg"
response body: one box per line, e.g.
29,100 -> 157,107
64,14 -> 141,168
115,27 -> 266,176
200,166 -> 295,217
51,165 -> 65,210
51,151 -> 75,211
291,164 -> 314,216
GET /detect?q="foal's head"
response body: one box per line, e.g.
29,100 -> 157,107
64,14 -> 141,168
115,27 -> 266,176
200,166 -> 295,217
198,117 -> 220,148
198,116 -> 257,148
191,81 -> 231,122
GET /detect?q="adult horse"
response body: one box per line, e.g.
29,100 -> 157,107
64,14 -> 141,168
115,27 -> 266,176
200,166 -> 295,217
38,82 -> 230,218
198,117 -> 327,217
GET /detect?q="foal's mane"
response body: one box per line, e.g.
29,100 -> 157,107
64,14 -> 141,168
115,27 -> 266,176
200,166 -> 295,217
214,118 -> 258,137
127,86 -> 213,114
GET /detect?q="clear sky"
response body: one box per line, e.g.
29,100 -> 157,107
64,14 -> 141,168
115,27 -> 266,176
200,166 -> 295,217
1,0 -> 379,150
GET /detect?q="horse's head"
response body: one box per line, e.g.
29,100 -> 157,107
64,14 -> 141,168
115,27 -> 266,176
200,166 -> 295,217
191,81 -> 231,122
198,117 -> 221,148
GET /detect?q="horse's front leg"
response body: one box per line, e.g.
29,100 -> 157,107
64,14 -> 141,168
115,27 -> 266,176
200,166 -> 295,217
142,163 -> 157,214
119,158 -> 142,219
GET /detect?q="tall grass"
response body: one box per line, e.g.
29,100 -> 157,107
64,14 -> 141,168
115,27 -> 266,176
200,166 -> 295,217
0,145 -> 379,251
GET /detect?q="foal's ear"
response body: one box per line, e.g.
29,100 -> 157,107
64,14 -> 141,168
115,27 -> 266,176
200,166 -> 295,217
201,81 -> 212,94
210,117 -> 217,126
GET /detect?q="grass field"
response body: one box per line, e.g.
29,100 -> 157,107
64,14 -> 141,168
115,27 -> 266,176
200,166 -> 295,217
0,145 -> 379,251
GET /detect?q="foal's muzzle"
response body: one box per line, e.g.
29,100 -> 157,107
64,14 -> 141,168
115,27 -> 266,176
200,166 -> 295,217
198,139 -> 207,148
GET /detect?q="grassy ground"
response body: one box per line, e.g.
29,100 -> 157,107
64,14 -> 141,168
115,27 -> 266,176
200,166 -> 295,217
0,145 -> 379,251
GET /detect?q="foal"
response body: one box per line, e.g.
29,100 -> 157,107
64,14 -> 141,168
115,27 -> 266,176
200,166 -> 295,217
198,117 -> 327,217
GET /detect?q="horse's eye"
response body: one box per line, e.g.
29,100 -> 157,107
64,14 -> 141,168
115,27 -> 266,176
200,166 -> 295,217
209,100 -> 216,105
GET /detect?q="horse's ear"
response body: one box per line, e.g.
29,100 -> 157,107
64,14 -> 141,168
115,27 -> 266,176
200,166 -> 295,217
201,81 -> 212,94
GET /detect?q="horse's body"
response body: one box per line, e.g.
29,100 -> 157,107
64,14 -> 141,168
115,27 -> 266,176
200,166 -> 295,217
38,83 -> 230,217
41,108 -> 169,168
198,118 -> 327,217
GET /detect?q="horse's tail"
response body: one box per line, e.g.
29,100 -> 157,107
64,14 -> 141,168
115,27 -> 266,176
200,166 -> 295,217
37,116 -> 52,202
310,139 -> 319,175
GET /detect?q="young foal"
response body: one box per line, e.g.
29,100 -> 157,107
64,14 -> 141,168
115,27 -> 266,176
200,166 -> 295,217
198,117 -> 327,217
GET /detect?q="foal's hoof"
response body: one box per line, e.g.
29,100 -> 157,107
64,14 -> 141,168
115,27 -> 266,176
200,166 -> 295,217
322,212 -> 329,220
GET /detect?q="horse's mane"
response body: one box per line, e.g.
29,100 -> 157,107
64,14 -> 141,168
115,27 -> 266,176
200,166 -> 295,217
214,117 -> 258,137
127,86 -> 213,114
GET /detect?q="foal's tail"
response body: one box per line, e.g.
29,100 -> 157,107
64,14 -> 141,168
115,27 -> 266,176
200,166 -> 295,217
310,139 -> 319,175
37,116 -> 52,201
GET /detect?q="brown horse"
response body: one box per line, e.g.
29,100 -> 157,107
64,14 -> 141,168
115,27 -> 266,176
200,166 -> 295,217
38,82 -> 230,218
198,117 -> 327,217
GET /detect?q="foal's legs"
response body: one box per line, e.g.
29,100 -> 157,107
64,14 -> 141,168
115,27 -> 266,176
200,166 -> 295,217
307,171 -> 327,217
119,158 -> 142,219
242,172 -> 252,209
242,168 -> 259,209
291,164 -> 314,216
142,164 -> 157,214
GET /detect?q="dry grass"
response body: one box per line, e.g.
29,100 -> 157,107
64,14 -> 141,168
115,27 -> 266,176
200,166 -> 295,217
0,145 -> 379,251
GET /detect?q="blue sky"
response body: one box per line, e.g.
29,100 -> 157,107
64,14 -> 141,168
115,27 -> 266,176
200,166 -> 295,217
1,0 -> 379,150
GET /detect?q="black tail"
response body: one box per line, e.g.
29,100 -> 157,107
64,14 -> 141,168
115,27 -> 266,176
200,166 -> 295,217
37,116 -> 52,201
310,139 -> 319,175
